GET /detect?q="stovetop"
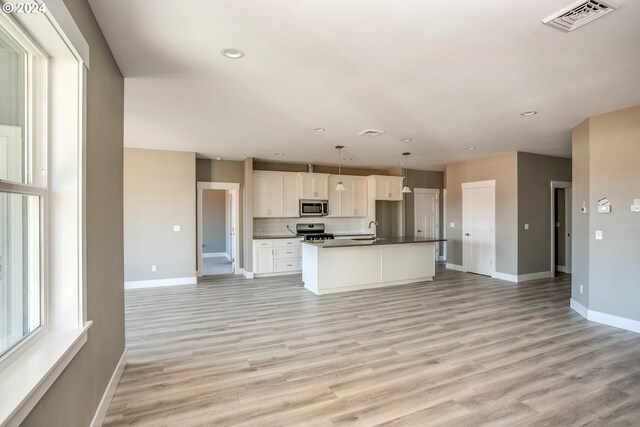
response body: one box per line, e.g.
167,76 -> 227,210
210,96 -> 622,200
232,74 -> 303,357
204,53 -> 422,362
296,223 -> 334,240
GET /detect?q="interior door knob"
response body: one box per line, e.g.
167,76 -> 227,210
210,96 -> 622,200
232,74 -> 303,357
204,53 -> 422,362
418,230 -> 423,233
465,233 -> 471,236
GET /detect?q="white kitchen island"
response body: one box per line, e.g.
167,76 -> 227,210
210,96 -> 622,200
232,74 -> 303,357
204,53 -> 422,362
301,237 -> 445,295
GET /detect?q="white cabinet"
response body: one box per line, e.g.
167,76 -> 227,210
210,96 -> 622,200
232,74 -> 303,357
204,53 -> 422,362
253,238 -> 302,275
253,171 -> 299,218
328,175 -> 367,217
299,173 -> 329,200
369,175 -> 404,201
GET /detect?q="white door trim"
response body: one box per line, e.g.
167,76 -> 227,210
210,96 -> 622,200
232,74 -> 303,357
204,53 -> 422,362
197,182 -> 241,277
414,188 -> 440,260
462,180 -> 496,276
550,181 -> 571,276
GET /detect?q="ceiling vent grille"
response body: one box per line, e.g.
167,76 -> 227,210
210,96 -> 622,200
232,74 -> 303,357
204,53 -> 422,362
543,0 -> 621,32
358,129 -> 385,137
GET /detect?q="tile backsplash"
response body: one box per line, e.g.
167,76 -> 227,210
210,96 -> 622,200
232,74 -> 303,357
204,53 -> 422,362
253,217 -> 370,237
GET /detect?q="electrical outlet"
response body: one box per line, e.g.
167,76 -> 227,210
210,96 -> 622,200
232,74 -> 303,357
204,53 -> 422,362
580,285 -> 583,294
173,225 -> 181,232
595,230 -> 603,240
151,265 -> 157,272
450,222 -> 455,228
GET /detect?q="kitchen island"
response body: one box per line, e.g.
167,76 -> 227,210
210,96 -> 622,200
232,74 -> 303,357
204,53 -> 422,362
301,237 -> 445,295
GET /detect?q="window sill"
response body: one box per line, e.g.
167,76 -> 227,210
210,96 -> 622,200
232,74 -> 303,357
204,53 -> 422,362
0,322 -> 92,427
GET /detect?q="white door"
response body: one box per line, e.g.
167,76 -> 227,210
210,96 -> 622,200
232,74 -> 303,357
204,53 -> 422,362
463,183 -> 495,276
414,189 -> 439,260
565,188 -> 572,274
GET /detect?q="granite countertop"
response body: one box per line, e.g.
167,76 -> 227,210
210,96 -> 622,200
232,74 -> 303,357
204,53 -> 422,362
302,236 -> 446,248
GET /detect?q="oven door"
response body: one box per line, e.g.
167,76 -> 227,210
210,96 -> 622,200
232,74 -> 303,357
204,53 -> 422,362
300,200 -> 328,216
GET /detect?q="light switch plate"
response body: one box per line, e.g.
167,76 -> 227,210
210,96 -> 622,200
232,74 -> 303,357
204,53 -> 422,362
595,230 -> 603,240
173,225 -> 181,232
450,222 -> 455,228
524,224 -> 529,230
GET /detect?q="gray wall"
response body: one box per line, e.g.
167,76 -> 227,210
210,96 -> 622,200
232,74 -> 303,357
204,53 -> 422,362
445,152 -> 518,275
124,148 -> 196,281
402,169 -> 445,238
243,158 -> 253,271
21,0 -> 125,425
576,105 -> 640,321
517,152 -> 572,275
572,119 -> 590,308
202,190 -> 226,254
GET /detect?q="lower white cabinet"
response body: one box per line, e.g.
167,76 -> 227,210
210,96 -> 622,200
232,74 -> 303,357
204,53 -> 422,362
253,238 -> 302,275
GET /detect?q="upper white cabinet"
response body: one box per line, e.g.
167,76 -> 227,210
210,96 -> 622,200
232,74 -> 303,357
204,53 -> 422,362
253,171 -> 299,218
299,173 -> 329,200
369,175 -> 404,201
328,175 -> 367,217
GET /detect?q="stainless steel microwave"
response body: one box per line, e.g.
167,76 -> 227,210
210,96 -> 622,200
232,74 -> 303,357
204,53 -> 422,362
299,199 -> 328,217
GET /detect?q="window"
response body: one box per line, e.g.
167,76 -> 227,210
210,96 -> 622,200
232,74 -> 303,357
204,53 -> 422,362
0,23 -> 43,357
0,4 -> 90,425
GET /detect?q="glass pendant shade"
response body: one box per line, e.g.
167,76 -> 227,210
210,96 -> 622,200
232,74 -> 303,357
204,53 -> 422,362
402,185 -> 411,193
401,152 -> 411,194
335,145 -> 346,191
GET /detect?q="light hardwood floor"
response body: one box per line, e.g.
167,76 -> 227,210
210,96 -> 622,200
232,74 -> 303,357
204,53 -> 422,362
104,265 -> 640,426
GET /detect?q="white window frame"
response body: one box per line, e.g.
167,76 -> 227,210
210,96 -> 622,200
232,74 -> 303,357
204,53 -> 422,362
0,1 -> 91,425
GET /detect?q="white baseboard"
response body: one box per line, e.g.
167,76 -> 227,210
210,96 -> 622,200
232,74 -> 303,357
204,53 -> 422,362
556,265 -> 568,273
570,298 -> 589,318
125,276 -> 197,289
242,269 -> 254,279
492,271 -> 518,282
445,263 -> 464,272
203,252 -> 228,259
438,256 -> 446,262
492,271 -> 552,283
90,349 -> 127,427
570,298 -> 640,334
518,271 -> 553,282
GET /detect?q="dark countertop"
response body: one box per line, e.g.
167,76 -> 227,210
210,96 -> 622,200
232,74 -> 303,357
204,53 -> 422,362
253,235 -> 301,240
302,237 -> 446,248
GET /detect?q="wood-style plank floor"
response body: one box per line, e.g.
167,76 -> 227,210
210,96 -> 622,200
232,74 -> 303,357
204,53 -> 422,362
104,265 -> 640,426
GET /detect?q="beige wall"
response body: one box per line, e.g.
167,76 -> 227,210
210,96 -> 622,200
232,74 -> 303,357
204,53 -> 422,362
575,105 -> 640,321
517,152 -> 572,275
124,148 -> 196,281
21,0 -> 125,425
445,152 -> 518,275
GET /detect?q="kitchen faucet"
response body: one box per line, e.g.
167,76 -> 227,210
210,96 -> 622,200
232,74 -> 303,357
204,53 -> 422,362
369,220 -> 378,238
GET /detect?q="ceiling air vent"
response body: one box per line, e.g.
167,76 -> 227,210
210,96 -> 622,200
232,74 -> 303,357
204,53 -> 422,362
358,129 -> 385,137
543,0 -> 621,32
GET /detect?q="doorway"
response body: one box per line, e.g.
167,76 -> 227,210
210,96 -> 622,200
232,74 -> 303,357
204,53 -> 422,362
551,181 -> 572,276
414,188 -> 439,260
462,180 -> 495,276
197,182 -> 240,277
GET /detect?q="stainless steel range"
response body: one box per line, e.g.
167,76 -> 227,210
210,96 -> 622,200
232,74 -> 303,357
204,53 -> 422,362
296,223 -> 334,241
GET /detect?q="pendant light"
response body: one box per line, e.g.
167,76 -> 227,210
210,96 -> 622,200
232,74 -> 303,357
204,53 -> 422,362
335,145 -> 346,191
401,152 -> 411,193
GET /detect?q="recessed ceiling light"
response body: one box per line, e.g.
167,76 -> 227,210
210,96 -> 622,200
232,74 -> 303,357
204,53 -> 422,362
466,147 -> 476,151
401,138 -> 412,142
275,153 -> 285,156
313,128 -> 326,132
216,157 -> 222,160
221,48 -> 245,59
520,111 -> 538,116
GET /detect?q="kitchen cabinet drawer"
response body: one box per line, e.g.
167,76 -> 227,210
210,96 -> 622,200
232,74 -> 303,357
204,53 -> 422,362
274,259 -> 302,272
274,247 -> 301,259
253,239 -> 274,248
274,238 -> 302,248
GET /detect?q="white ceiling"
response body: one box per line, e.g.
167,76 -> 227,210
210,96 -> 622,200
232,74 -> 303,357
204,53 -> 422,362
89,0 -> 640,171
